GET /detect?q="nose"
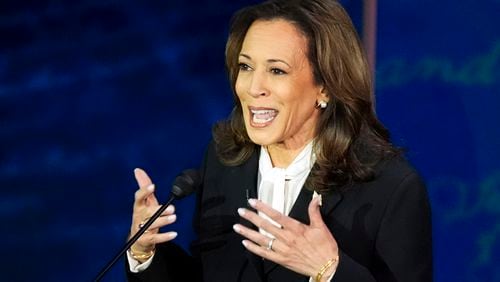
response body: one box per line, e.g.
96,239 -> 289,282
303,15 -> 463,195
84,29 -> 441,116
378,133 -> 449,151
247,71 -> 269,98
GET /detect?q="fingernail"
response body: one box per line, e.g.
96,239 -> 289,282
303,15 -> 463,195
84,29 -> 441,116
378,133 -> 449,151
167,215 -> 176,221
237,208 -> 246,216
318,194 -> 322,206
233,224 -> 241,233
248,198 -> 257,207
169,232 -> 178,239
166,205 -> 175,213
242,240 -> 249,247
147,184 -> 155,192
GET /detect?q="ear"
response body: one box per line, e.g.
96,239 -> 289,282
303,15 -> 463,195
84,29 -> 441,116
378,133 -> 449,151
318,86 -> 330,103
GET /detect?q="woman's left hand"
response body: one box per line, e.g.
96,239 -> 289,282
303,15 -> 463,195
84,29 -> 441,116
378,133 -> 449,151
233,195 -> 339,280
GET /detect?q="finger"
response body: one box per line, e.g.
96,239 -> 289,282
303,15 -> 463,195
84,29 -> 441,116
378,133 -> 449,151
148,204 -> 175,217
150,231 -> 178,244
130,223 -> 160,240
144,204 -> 175,216
132,204 -> 173,232
134,184 -> 156,207
162,204 -> 175,215
134,168 -> 153,188
308,194 -> 324,228
134,204 -> 175,228
134,168 -> 160,206
242,239 -> 282,263
136,204 -> 174,220
148,214 -> 177,230
247,199 -> 298,229
138,231 -> 178,247
233,224 -> 268,247
233,224 -> 288,254
237,208 -> 285,240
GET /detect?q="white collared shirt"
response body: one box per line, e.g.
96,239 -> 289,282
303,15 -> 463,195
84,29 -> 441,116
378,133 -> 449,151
257,141 -> 315,235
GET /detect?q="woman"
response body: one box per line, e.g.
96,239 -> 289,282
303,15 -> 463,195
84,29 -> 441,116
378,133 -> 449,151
126,0 -> 432,281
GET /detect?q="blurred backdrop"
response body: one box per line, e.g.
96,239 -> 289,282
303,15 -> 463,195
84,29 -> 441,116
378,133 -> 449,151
1,0 -> 499,281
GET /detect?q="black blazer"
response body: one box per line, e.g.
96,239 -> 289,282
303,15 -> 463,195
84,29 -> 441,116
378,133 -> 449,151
127,141 -> 432,282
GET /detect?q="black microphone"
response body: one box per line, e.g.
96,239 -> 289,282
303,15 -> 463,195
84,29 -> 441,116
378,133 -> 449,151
94,169 -> 201,281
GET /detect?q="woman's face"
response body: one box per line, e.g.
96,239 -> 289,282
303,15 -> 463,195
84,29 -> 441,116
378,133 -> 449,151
236,19 -> 326,149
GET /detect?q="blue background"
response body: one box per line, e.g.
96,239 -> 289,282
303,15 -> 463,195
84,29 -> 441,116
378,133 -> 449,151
1,0 -> 498,281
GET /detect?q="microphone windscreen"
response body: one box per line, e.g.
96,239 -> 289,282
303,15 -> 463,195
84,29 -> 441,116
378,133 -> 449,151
171,169 -> 201,198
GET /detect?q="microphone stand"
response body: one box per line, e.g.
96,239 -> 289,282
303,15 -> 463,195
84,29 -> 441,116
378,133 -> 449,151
94,193 -> 177,282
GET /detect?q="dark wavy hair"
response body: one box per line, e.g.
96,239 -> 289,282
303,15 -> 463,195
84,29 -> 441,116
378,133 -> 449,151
213,0 -> 398,192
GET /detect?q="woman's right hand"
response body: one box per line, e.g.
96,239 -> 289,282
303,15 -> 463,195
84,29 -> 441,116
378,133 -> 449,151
129,168 -> 178,260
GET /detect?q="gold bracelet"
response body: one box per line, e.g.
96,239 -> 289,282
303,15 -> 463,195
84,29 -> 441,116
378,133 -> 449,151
315,257 -> 338,282
130,247 -> 155,261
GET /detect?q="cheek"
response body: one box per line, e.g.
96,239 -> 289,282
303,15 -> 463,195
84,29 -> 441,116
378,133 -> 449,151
234,79 -> 248,119
283,94 -> 317,125
235,81 -> 245,102
284,103 -> 308,124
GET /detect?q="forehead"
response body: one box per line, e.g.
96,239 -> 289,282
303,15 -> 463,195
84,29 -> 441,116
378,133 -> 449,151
240,19 -> 309,62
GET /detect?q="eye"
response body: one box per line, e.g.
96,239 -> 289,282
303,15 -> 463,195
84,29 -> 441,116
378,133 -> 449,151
270,68 -> 287,75
238,63 -> 252,72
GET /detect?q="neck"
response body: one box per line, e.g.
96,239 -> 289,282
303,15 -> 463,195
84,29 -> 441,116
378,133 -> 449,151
266,138 -> 312,168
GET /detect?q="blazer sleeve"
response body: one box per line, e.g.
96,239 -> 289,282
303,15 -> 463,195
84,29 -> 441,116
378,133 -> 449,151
333,171 -> 433,282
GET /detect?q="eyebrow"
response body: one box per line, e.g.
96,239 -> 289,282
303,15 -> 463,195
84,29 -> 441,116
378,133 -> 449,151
239,53 -> 291,68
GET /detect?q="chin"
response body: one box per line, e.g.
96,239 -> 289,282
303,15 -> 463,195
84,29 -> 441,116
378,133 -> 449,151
246,128 -> 278,146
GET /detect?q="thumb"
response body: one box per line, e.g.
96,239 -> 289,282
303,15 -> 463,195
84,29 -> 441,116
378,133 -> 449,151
308,194 -> 324,228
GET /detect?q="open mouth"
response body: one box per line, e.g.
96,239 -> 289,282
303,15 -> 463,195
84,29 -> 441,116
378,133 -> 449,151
249,107 -> 278,127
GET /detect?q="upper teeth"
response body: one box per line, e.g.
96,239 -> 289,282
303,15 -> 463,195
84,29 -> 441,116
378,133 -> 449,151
251,109 -> 276,114
250,109 -> 277,124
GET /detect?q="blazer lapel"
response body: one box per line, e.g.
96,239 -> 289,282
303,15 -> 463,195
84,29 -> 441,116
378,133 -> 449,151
287,186 -> 343,226
319,190 -> 343,218
288,187 -> 314,224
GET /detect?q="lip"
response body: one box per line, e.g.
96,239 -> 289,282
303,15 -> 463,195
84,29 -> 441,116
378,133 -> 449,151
248,106 -> 279,128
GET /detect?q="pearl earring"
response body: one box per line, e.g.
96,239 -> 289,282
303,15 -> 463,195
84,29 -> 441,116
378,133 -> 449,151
316,100 -> 328,109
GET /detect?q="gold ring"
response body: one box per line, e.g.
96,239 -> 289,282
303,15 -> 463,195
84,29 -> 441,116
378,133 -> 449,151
138,217 -> 151,230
